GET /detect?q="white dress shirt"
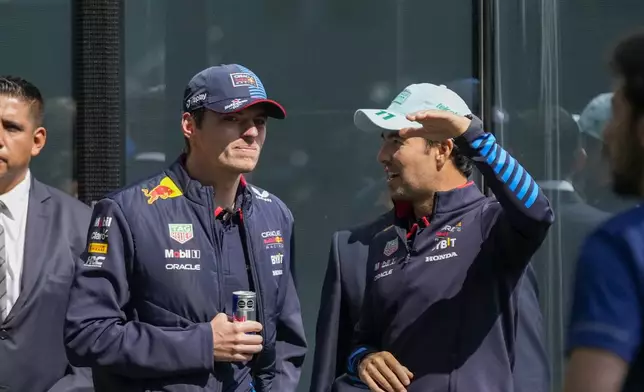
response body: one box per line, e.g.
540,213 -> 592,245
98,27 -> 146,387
0,171 -> 30,319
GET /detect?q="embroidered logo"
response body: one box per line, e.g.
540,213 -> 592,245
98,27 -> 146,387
383,239 -> 398,256
168,224 -> 194,244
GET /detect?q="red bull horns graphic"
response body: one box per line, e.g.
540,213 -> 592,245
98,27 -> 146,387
141,177 -> 183,205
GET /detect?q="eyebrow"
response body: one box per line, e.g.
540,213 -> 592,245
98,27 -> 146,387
381,131 -> 401,140
1,118 -> 25,132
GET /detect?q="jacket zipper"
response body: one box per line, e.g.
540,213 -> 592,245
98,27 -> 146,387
206,197 -> 225,314
205,196 -> 224,392
241,219 -> 266,377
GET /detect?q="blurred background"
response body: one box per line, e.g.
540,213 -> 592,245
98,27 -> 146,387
1,0 -> 642,390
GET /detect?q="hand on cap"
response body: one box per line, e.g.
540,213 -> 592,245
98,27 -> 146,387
401,109 -> 472,141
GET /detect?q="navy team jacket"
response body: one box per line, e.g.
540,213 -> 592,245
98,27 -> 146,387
347,117 -> 554,392
64,158 -> 307,392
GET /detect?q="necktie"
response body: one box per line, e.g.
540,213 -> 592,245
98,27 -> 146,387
0,202 -> 6,321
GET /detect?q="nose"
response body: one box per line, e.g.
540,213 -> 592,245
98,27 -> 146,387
241,123 -> 259,139
377,143 -> 390,165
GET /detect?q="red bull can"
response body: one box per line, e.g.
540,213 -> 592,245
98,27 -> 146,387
232,291 -> 256,322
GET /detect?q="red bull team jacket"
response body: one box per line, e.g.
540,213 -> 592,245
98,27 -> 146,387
346,117 -> 554,392
64,158 -> 307,392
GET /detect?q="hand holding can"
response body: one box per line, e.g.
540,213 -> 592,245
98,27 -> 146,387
210,312 -> 263,362
233,291 -> 257,323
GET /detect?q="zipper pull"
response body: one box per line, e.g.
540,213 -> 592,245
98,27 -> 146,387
401,252 -> 411,267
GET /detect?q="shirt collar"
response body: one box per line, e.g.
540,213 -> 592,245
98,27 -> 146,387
536,180 -> 574,192
0,171 -> 31,220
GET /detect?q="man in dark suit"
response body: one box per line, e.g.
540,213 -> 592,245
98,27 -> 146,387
0,76 -> 93,391
311,210 -> 549,392
508,108 -> 610,391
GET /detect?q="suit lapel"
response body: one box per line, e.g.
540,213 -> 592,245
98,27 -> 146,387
5,178 -> 51,322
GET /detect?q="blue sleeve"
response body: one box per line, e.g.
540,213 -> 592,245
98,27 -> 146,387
64,198 -> 214,378
273,222 -> 307,391
567,229 -> 642,363
454,116 -> 554,239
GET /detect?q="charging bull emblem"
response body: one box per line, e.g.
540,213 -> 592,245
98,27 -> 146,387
141,177 -> 183,205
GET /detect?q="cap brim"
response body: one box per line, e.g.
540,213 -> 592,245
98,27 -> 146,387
354,109 -> 422,133
206,98 -> 287,119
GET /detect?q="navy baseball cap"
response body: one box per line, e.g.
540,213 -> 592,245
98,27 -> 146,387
183,64 -> 286,119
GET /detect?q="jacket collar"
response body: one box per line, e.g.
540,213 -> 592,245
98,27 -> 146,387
166,155 -> 253,214
393,181 -> 485,225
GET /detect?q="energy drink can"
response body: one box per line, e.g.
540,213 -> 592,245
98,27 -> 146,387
232,291 -> 256,322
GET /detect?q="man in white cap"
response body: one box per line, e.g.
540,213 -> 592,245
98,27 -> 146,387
576,92 -> 636,214
341,84 -> 553,391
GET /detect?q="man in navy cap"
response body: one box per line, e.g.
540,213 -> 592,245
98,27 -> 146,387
64,64 -> 307,392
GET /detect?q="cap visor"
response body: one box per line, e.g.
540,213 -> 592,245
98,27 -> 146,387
354,109 -> 421,133
205,98 -> 287,119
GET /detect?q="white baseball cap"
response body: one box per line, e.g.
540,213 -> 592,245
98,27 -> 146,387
578,92 -> 613,142
354,83 -> 472,133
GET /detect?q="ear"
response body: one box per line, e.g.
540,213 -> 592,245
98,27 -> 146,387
30,126 -> 46,157
572,147 -> 587,174
182,112 -> 197,141
637,115 -> 644,150
435,139 -> 455,170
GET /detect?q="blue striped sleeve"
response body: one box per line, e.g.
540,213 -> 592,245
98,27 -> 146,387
454,116 -> 554,235
347,345 -> 376,376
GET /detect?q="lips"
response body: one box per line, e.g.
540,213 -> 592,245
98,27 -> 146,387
384,168 -> 400,182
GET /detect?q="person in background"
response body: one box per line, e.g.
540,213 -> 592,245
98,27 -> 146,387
341,83 -> 553,391
64,64 -> 307,391
0,76 -> 92,391
565,31 -> 644,392
508,107 -> 610,390
576,92 -> 637,214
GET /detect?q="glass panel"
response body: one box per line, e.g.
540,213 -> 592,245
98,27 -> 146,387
495,0 -> 643,390
0,0 -> 74,195
125,0 -> 473,389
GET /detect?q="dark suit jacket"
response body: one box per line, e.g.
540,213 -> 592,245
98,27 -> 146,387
532,187 -> 610,390
0,178 -> 93,392
311,211 -> 549,392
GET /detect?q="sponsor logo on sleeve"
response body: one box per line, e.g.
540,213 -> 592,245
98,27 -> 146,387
90,229 -> 109,241
94,216 -> 112,228
84,255 -> 105,268
88,242 -> 108,254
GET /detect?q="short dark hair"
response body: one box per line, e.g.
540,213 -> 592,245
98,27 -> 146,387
183,108 -> 206,153
427,140 -> 473,178
507,107 -> 580,180
611,30 -> 644,124
0,76 -> 44,125
451,145 -> 473,178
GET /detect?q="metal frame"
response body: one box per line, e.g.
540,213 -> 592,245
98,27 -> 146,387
475,0 -> 497,193
72,0 -> 125,205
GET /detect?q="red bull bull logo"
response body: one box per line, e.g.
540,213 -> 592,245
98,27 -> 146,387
141,177 -> 183,205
